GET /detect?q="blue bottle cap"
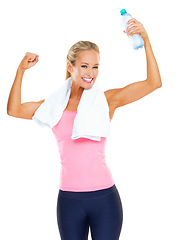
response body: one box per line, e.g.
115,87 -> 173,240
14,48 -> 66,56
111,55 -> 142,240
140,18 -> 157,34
120,9 -> 127,15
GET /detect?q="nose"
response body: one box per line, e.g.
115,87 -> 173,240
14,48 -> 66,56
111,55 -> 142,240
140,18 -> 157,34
86,68 -> 94,78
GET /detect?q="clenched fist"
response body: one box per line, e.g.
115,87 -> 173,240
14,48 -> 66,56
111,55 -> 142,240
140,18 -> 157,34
18,52 -> 39,71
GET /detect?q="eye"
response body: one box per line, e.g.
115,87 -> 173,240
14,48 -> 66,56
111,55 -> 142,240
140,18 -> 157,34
81,65 -> 98,69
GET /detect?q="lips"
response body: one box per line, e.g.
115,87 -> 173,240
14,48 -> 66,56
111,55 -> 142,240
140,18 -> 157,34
82,77 -> 93,83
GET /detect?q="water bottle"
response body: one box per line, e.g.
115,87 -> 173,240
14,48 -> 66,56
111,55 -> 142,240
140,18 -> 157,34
120,9 -> 144,50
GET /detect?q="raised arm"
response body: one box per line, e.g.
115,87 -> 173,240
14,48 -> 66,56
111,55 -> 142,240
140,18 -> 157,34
105,18 -> 162,110
7,52 -> 45,120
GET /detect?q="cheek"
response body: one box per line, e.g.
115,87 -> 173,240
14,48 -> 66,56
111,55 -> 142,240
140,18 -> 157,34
79,68 -> 85,73
77,68 -> 86,77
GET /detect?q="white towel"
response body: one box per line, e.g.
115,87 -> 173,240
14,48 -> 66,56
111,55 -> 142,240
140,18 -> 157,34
32,76 -> 111,141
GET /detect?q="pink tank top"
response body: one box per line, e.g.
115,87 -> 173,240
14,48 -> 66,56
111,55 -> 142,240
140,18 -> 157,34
52,110 -> 115,191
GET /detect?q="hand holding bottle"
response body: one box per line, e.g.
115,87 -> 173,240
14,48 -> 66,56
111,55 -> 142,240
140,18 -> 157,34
124,18 -> 149,43
120,9 -> 149,50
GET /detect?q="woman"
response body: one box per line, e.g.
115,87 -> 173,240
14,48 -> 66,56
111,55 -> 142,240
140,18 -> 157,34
7,18 -> 162,240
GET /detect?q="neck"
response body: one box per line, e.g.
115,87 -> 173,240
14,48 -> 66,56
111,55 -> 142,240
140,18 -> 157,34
70,81 -> 84,100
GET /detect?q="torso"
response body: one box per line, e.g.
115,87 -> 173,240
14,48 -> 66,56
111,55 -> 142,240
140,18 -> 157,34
64,92 -> 116,120
52,109 -> 115,191
53,90 -> 116,191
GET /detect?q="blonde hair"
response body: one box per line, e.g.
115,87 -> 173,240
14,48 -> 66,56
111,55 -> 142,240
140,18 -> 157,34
65,41 -> 100,80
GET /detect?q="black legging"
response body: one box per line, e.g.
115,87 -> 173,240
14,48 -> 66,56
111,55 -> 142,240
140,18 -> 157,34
56,184 -> 123,240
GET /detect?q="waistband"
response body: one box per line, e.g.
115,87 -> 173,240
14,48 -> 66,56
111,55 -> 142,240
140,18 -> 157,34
59,184 -> 117,200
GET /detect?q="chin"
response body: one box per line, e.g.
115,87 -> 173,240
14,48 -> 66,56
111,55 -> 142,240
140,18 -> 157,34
84,82 -> 95,90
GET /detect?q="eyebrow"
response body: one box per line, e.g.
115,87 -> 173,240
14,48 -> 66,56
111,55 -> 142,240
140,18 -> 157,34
81,62 -> 99,65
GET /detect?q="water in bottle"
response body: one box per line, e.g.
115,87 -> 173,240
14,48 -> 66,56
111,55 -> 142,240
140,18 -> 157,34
120,9 -> 144,50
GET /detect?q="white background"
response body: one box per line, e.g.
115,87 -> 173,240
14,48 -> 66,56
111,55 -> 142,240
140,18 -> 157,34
0,0 -> 179,239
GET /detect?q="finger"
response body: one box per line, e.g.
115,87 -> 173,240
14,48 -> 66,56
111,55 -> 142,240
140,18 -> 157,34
30,54 -> 38,59
28,56 -> 37,62
127,18 -> 139,25
128,27 -> 141,36
27,58 -> 38,68
26,52 -> 38,59
126,24 -> 139,35
35,56 -> 39,62
25,52 -> 35,59
127,18 -> 135,25
28,55 -> 38,62
126,23 -> 137,32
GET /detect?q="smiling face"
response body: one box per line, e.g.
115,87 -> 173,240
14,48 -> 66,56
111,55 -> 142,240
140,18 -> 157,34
67,49 -> 100,89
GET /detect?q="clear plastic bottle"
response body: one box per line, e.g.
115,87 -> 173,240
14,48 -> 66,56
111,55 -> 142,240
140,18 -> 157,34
120,9 -> 144,50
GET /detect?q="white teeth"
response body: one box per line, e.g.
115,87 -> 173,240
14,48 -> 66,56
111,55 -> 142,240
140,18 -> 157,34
82,77 -> 92,82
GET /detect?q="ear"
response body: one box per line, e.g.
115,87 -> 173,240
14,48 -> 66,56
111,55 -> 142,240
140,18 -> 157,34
67,62 -> 73,73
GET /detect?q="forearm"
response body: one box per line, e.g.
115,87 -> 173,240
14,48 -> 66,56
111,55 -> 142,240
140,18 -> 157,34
144,38 -> 162,87
7,67 -> 25,115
